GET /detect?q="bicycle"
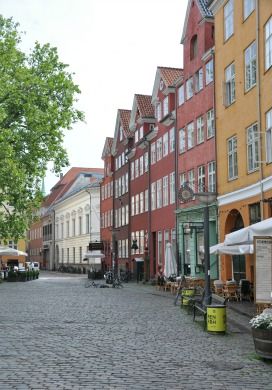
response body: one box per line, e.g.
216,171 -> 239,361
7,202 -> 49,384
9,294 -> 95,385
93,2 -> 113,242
112,277 -> 123,288
84,279 -> 99,288
174,276 -> 186,305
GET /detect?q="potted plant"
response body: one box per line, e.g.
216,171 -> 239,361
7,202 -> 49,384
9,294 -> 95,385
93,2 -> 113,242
250,310 -> 272,360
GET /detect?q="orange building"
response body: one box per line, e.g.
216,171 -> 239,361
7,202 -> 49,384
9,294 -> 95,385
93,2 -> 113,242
211,0 -> 272,282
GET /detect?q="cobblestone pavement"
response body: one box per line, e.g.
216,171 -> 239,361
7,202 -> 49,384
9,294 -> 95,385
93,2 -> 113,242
0,272 -> 271,390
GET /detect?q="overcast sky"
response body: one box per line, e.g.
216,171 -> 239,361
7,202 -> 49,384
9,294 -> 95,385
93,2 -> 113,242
0,0 -> 187,193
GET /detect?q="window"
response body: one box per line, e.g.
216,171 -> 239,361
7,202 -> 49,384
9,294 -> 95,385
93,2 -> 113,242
157,179 -> 162,208
247,123 -> 259,172
208,161 -> 216,192
158,231 -> 163,265
190,35 -> 198,60
66,221 -> 70,238
207,109 -> 215,138
86,214 -> 90,234
163,96 -> 169,117
228,136 -> 238,180
205,59 -> 214,85
224,0 -> 234,41
139,156 -> 144,176
135,130 -> 139,144
244,0 -> 255,20
178,85 -> 185,105
198,165 -> 205,192
245,41 -> 256,91
163,176 -> 169,207
145,189 -> 149,212
131,161 -> 134,180
163,132 -> 169,157
144,152 -> 149,172
225,63 -> 235,106
151,182 -> 156,210
187,122 -> 195,149
169,128 -> 175,152
197,116 -> 204,144
266,109 -> 272,163
119,126 -> 123,141
156,102 -> 162,121
195,68 -> 203,92
188,169 -> 195,192
180,172 -> 186,188
135,194 -> 139,215
156,138 -> 162,161
67,248 -> 69,263
249,202 -> 261,224
61,223 -> 64,239
135,159 -> 139,178
179,128 -> 186,153
125,205 -> 129,225
151,143 -> 156,165
169,172 -> 175,204
140,192 -> 144,213
72,218 -> 76,237
73,247 -> 76,263
139,126 -> 144,139
186,77 -> 194,100
265,17 -> 272,71
131,196 -> 135,216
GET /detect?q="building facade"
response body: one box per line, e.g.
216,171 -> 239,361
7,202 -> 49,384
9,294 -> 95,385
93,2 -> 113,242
211,0 -> 272,282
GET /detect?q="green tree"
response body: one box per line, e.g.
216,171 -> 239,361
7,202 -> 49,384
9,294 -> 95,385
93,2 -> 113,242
0,16 -> 84,240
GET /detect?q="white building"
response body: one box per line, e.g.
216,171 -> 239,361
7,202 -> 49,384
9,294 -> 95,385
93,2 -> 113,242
53,173 -> 102,270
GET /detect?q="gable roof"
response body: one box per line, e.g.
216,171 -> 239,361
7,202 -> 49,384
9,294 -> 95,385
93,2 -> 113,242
101,137 -> 113,160
181,0 -> 213,44
112,109 -> 132,155
129,94 -> 155,131
43,167 -> 103,208
152,67 -> 183,104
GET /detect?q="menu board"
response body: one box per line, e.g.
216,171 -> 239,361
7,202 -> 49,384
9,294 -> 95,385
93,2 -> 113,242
254,237 -> 272,304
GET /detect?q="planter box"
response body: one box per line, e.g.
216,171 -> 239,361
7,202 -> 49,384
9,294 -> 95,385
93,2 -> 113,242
252,328 -> 272,360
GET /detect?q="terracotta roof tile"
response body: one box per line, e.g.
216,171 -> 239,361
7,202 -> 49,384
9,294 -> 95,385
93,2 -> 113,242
119,109 -> 131,136
158,67 -> 183,87
135,95 -> 155,118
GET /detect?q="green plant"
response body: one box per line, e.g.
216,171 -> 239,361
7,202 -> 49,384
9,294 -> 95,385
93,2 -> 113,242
250,312 -> 272,330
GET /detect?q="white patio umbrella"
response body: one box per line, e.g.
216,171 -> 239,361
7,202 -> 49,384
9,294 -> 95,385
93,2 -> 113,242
164,243 -> 177,278
210,242 -> 254,255
83,251 -> 104,265
0,247 -> 28,256
224,217 -> 272,246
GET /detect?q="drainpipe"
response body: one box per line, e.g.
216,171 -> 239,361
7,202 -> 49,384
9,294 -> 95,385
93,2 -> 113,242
256,0 -> 264,220
147,139 -> 152,277
174,86 -> 180,275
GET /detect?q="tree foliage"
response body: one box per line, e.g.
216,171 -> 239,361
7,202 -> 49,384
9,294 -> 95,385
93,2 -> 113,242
0,16 -> 84,240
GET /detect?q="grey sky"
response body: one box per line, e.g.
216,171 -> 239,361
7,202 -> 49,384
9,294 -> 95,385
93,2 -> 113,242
0,0 -> 186,193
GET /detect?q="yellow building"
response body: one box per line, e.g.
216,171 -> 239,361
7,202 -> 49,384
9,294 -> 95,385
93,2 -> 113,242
211,0 -> 272,282
0,239 -> 27,268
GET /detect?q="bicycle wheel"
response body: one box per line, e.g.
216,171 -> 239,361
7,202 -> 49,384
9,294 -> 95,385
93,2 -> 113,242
174,290 -> 181,305
85,279 -> 94,288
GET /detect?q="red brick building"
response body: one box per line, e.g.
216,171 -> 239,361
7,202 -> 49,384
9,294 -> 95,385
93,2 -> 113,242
150,67 -> 183,277
176,0 -> 217,278
128,94 -> 155,280
100,137 -> 114,271
111,109 -> 132,274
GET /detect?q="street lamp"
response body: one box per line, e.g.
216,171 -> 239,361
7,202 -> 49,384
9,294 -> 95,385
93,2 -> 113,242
178,184 -> 216,306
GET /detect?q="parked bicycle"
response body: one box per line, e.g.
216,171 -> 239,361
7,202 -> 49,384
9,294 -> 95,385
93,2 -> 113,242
112,276 -> 123,288
85,279 -> 99,288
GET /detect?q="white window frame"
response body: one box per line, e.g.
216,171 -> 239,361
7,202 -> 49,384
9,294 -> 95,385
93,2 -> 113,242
145,189 -> 149,212
163,175 -> 169,207
156,137 -> 162,161
156,102 -> 162,121
180,172 -> 186,188
224,0 -> 234,41
195,68 -> 203,92
156,179 -> 162,209
140,192 -> 144,214
198,165 -> 205,192
197,116 -> 204,144
266,109 -> 272,163
131,161 -> 134,180
207,108 -> 215,138
247,123 -> 259,173
169,172 -> 175,204
179,128 -> 186,153
151,182 -> 156,210
163,96 -> 169,117
225,63 -> 235,106
169,127 -> 175,152
139,155 -> 144,176
135,159 -> 139,178
131,196 -> 135,216
163,132 -> 169,157
228,136 -> 238,180
265,17 -> 272,71
244,0 -> 255,21
144,152 -> 149,172
178,85 -> 185,106
205,59 -> 214,85
245,41 -> 256,91
187,122 -> 195,149
151,143 -> 156,165
208,161 -> 216,193
188,169 -> 195,192
186,77 -> 194,100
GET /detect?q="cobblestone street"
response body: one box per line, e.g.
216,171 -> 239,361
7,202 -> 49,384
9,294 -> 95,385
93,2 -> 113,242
0,272 -> 271,390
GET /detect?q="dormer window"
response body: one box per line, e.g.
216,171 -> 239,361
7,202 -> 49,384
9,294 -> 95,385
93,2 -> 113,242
135,130 -> 139,144
119,126 -> 123,141
139,126 -> 144,139
156,102 -> 162,121
190,35 -> 198,60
